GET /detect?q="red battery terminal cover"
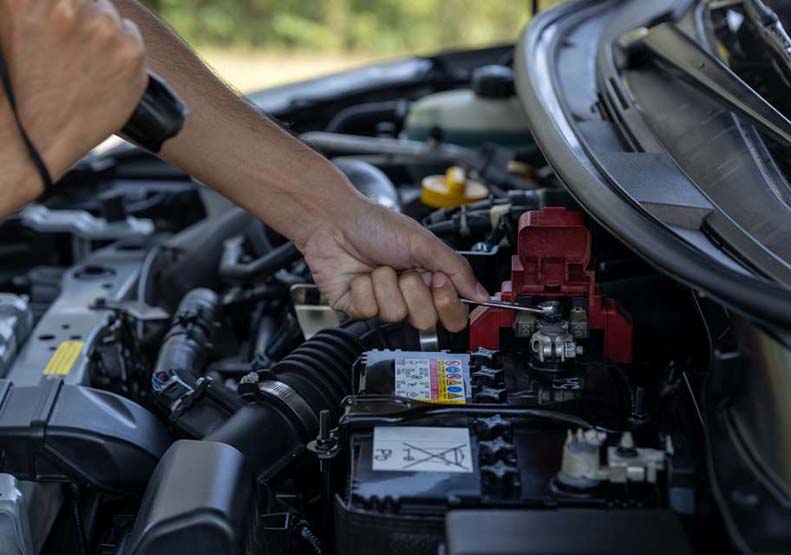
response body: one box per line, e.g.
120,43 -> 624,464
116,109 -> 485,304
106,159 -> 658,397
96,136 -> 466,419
469,207 -> 633,363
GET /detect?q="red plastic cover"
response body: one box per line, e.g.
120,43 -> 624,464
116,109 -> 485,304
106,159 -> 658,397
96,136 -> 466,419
470,208 -> 633,364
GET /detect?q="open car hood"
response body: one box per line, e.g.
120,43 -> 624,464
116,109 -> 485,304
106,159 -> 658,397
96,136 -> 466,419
515,0 -> 791,332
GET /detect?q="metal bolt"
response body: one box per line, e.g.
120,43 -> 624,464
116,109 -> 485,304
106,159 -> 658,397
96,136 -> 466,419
319,410 -> 330,441
631,386 -> 647,419
316,409 -> 333,450
538,300 -> 562,318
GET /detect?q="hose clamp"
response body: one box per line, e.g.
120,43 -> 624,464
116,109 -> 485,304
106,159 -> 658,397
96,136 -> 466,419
256,380 -> 319,438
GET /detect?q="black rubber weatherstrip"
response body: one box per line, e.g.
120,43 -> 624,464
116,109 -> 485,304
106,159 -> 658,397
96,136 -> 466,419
514,0 -> 791,329
0,43 -> 54,190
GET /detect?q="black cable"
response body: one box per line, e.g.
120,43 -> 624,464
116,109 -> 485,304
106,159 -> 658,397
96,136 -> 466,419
219,239 -> 302,281
0,43 -> 54,189
339,398 -> 601,431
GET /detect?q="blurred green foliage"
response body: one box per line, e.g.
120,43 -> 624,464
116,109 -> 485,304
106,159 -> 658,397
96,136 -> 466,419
141,0 -> 537,52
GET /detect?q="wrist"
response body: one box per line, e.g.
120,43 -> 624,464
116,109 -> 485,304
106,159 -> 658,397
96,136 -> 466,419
296,195 -> 371,253
29,118 -> 80,182
288,166 -> 371,250
17,94 -> 98,183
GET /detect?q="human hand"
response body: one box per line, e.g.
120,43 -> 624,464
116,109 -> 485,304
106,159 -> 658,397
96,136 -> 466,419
301,199 -> 490,332
0,0 -> 147,197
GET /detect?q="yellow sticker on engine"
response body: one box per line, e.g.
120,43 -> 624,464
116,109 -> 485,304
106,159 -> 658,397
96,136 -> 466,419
43,341 -> 84,376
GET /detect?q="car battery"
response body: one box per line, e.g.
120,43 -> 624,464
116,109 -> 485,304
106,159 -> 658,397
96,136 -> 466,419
335,349 -> 664,555
336,350 -> 562,555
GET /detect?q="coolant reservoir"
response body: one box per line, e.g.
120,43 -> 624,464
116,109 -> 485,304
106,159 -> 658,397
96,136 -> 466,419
403,65 -> 534,151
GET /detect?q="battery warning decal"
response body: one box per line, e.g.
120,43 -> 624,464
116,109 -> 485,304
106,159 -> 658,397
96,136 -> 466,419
372,426 -> 473,473
43,341 -> 84,376
394,356 -> 467,404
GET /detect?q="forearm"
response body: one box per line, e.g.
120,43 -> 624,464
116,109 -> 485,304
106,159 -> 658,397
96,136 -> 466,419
114,0 -> 367,246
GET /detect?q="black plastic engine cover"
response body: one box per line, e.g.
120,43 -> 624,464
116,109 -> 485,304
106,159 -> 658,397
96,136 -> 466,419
0,379 -> 171,493
123,440 -> 252,555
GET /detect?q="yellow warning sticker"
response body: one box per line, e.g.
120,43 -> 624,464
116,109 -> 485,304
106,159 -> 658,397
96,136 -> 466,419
43,341 -> 84,376
394,357 -> 468,405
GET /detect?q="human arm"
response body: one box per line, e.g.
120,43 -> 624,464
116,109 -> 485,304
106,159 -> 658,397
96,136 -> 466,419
0,0 -> 147,215
114,0 -> 490,330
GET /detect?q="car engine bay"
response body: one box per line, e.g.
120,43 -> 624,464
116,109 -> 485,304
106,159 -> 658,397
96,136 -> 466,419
0,40 -> 768,555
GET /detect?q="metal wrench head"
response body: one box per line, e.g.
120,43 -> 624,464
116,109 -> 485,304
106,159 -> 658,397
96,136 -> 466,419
460,298 -> 563,317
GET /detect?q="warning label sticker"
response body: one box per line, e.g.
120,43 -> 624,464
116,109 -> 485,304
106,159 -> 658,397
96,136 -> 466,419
394,355 -> 468,404
43,341 -> 84,376
372,426 -> 473,473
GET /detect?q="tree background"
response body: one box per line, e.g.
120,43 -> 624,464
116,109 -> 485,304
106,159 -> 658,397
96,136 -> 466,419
140,0 -> 539,54
138,1 -> 563,91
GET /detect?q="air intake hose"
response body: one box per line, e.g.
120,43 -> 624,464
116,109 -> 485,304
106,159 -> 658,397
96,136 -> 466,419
151,288 -> 243,437
208,328 -> 363,473
152,288 -> 407,473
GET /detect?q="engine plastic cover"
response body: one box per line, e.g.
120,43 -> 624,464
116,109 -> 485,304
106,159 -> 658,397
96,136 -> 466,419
0,379 -> 171,493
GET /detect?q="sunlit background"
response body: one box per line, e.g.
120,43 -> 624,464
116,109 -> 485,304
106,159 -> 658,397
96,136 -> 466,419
141,0 -> 563,92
